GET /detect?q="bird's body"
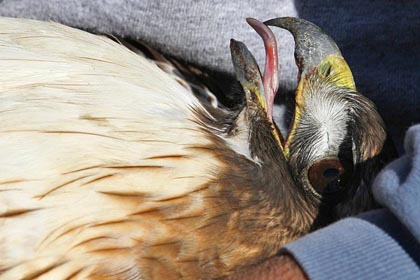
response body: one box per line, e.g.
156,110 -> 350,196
0,17 -> 390,279
0,17 -> 314,279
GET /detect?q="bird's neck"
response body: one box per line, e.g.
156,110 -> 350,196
213,109 -> 319,273
252,110 -> 318,233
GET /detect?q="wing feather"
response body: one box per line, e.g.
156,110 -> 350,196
0,18 -> 227,279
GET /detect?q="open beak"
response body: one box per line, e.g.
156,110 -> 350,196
230,19 -> 280,122
230,18 -> 283,148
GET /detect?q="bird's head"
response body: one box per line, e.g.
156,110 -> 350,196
230,18 -> 393,228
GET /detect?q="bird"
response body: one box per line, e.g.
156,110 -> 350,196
0,16 -> 392,279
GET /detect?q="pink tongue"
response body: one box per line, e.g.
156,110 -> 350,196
246,18 -> 279,122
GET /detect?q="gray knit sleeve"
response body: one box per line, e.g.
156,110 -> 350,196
283,126 -> 420,280
283,210 -> 420,280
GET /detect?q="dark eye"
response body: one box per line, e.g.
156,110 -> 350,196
308,158 -> 351,195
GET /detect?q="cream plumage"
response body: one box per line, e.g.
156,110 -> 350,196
0,17 -> 234,279
0,17 -> 296,280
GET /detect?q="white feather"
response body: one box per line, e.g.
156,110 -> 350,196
0,17 -> 226,278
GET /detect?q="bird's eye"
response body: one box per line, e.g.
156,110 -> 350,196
308,158 -> 351,195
